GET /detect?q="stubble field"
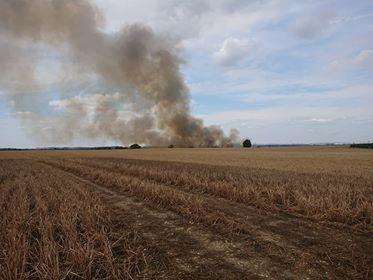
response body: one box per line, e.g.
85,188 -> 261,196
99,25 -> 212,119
0,147 -> 372,279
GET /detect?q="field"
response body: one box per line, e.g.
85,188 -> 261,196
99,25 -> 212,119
0,147 -> 372,279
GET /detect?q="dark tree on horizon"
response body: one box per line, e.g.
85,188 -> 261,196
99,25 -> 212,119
242,139 -> 252,148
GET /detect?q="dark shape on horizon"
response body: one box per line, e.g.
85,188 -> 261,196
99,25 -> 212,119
350,143 -> 373,149
242,139 -> 252,148
130,144 -> 142,149
168,144 -> 174,148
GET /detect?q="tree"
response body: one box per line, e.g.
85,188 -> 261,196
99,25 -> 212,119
242,139 -> 252,148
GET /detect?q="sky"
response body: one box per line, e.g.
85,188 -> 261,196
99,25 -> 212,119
0,0 -> 373,147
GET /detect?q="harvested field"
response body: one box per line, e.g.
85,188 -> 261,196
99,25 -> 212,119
0,147 -> 372,279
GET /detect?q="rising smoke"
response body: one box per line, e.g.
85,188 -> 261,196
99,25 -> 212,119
0,0 -> 238,147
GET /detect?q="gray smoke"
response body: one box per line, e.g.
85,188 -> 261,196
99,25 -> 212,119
0,0 -> 238,147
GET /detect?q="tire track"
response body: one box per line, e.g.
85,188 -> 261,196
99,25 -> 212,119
41,160 -> 305,279
63,157 -> 371,232
41,159 -> 371,279
55,158 -> 369,253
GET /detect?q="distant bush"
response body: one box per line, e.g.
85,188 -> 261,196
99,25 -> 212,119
350,143 -> 373,149
168,144 -> 174,148
94,146 -> 126,150
242,139 -> 252,148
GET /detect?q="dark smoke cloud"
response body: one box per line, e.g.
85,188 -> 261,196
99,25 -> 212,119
0,0 -> 238,147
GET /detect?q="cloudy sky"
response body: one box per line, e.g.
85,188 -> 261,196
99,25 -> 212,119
1,0 -> 373,147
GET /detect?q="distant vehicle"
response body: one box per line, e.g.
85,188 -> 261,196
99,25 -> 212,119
129,143 -> 142,149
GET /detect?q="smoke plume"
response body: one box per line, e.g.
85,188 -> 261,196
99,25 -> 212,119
0,0 -> 238,147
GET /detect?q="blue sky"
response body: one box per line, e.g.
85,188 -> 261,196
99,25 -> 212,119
1,0 -> 373,147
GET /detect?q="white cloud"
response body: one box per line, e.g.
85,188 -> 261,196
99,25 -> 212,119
330,49 -> 373,74
94,0 -> 289,52
214,37 -> 254,66
200,105 -> 372,125
197,101 -> 373,144
197,84 -> 373,129
330,13 -> 373,25
304,118 -> 334,123
355,49 -> 373,70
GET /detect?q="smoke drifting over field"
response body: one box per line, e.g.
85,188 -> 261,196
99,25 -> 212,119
0,0 -> 238,147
